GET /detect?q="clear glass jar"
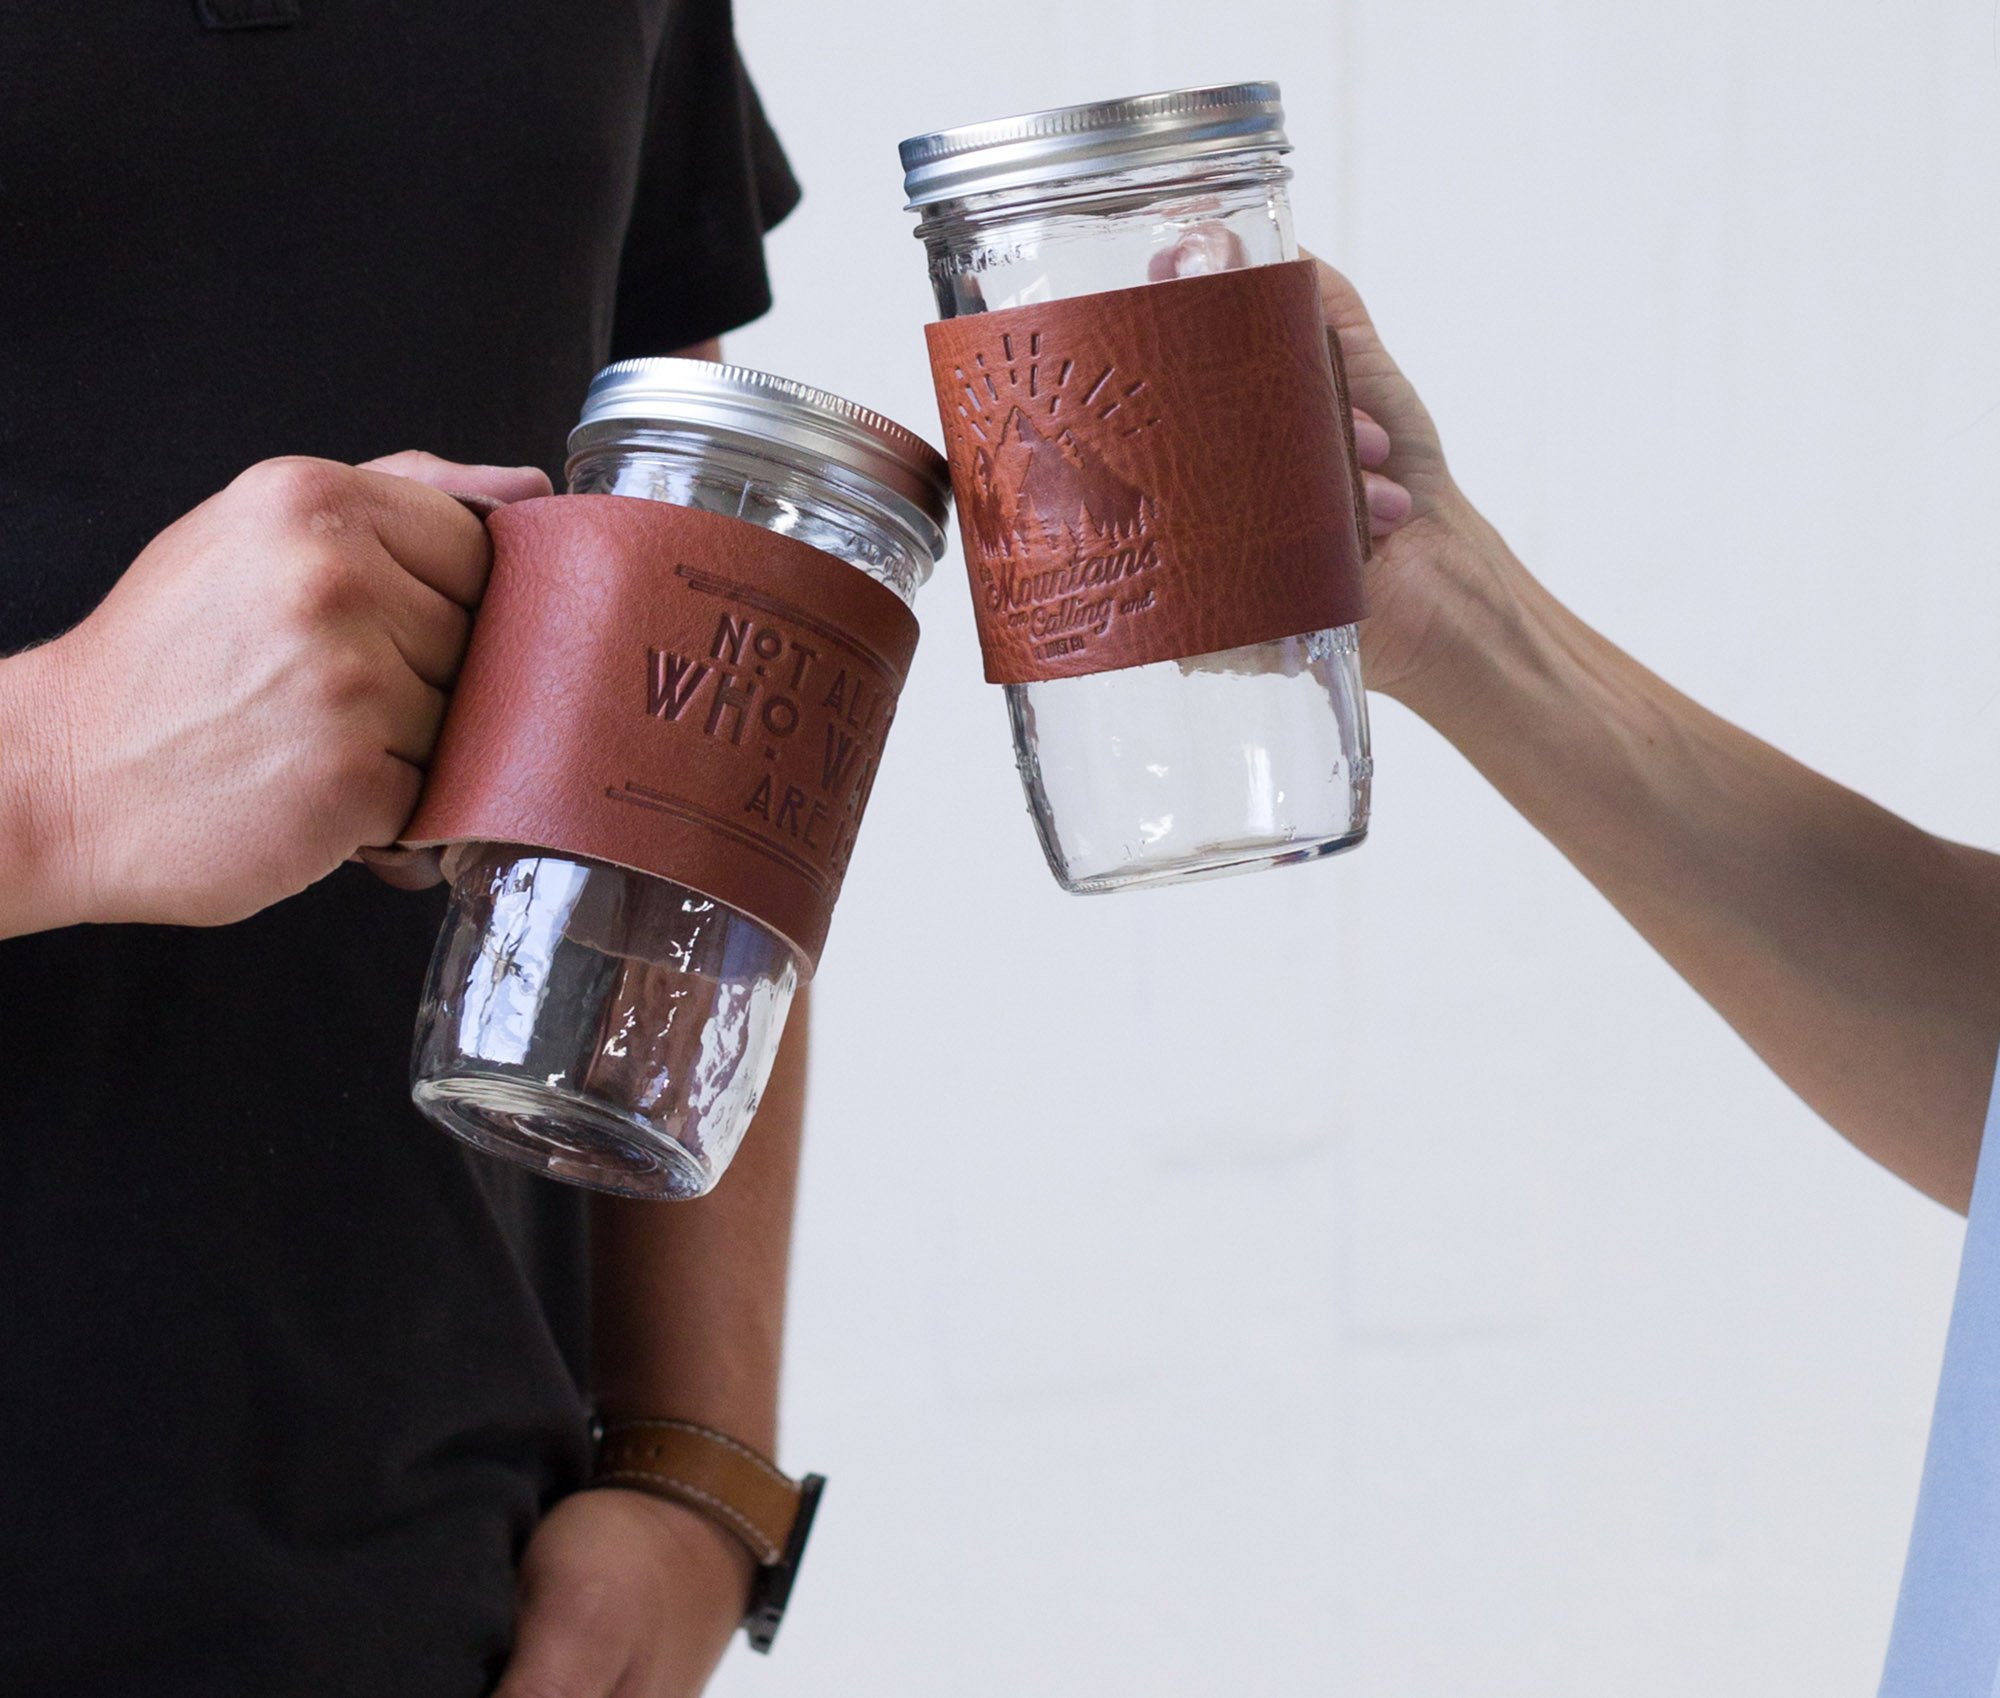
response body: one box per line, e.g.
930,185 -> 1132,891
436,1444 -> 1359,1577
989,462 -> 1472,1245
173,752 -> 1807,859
411,361 -> 947,1199
902,85 -> 1372,892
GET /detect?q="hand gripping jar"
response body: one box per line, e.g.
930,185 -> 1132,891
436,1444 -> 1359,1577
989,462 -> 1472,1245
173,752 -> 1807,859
901,83 -> 1373,893
406,360 -> 949,1199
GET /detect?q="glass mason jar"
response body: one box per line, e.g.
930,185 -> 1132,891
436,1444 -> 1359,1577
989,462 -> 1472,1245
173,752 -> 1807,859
411,360 -> 948,1199
901,83 -> 1372,893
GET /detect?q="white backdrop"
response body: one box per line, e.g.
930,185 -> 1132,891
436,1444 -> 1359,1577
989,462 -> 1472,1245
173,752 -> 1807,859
715,1 -> 2000,1692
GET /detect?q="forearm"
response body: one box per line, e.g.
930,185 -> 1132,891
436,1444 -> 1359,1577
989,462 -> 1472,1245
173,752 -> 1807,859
583,326 -> 802,1443
588,991 -> 807,1453
0,645 -> 78,941
1401,494 -> 2000,1210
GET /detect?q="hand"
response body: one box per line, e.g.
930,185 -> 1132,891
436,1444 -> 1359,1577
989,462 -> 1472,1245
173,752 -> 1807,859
21,451 -> 548,929
1308,250 -> 1515,716
496,1488 -> 754,1698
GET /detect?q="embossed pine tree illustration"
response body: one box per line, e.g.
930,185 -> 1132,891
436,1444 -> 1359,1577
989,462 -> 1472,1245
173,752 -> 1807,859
944,330 -> 1162,565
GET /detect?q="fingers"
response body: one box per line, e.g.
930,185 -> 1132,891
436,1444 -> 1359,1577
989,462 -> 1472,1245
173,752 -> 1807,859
350,753 -> 425,855
348,447 -> 556,693
1148,222 -> 1250,281
1352,408 -> 1392,469
363,553 -> 472,689
374,664 -> 450,768
353,844 -> 445,890
339,452 -> 545,874
344,466 -> 498,609
229,456 -> 495,610
359,449 -> 553,507
1348,408 -> 1413,536
1365,470 -> 1414,536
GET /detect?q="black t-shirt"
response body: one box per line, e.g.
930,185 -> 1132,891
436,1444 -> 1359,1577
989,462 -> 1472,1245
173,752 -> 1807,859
0,5 -> 797,1692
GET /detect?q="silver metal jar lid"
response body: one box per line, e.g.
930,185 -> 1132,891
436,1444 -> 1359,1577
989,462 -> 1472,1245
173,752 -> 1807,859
899,82 -> 1290,210
569,357 -> 952,543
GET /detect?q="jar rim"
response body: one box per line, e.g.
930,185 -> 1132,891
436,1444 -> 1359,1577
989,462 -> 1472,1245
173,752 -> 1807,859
572,358 -> 952,542
899,82 -> 1291,210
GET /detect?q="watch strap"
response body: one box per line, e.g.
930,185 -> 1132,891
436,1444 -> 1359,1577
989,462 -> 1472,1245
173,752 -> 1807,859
594,1419 -> 825,1653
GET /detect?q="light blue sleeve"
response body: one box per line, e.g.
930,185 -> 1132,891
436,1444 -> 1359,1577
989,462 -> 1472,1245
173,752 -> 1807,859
1879,1054 -> 2000,1697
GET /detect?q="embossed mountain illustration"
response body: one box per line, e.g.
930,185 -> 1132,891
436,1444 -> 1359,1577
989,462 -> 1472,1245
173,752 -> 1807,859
967,406 -> 1150,559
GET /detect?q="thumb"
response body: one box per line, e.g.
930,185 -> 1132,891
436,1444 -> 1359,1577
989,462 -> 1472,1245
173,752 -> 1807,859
357,449 -> 552,506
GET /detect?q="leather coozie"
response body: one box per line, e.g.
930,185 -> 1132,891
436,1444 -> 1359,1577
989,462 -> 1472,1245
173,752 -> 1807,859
403,495 -> 919,974
924,258 -> 1369,685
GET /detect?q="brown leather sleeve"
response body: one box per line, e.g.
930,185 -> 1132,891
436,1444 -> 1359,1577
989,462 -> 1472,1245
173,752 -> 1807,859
1324,325 -> 1376,567
402,495 -> 919,973
595,1420 -> 802,1567
924,257 -> 1368,685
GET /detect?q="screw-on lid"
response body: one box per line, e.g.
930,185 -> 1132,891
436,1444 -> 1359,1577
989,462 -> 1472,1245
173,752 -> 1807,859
570,358 -> 952,545
899,82 -> 1290,211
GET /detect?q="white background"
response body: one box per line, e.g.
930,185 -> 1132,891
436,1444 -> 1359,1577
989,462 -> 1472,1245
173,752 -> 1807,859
717,1 -> 2000,1691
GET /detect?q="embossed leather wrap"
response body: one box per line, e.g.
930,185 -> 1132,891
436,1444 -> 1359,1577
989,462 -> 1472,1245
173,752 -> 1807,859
403,495 -> 918,974
924,258 -> 1369,684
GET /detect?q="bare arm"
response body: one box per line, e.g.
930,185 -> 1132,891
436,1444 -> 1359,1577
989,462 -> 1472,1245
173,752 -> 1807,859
589,987 -> 804,1455
577,336 -> 798,1459
499,336 -> 813,1697
497,991 -> 809,1697
1325,257 -> 2000,1211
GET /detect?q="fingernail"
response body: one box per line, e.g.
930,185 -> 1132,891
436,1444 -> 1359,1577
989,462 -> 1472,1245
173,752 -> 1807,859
1352,415 -> 1392,467
1146,225 -> 1250,281
1367,477 -> 1413,528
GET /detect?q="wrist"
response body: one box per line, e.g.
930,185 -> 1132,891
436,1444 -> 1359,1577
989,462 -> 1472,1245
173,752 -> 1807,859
592,1417 -> 824,1654
1379,487 -> 1683,818
619,1486 -> 758,1593
1372,485 -> 1555,731
0,642 -> 87,937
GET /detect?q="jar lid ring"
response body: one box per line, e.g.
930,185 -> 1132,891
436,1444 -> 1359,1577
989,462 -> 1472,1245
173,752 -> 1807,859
900,82 -> 1291,209
570,358 -> 952,545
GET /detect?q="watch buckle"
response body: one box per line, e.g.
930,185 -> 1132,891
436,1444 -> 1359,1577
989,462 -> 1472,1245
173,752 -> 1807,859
744,1471 -> 825,1653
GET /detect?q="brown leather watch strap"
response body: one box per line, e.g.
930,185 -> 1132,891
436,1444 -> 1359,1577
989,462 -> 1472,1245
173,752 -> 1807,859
595,1420 -> 802,1567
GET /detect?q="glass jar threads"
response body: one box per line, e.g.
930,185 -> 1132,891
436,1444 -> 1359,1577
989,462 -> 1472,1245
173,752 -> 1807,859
901,82 -> 1374,893
407,359 -> 949,1199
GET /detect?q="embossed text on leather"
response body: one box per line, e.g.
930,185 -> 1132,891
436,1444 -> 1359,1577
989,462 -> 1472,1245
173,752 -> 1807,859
924,258 -> 1368,684
404,496 -> 919,973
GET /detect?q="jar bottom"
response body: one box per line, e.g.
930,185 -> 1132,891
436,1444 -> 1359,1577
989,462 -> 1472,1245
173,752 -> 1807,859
409,848 -> 799,1202
1009,627 -> 1374,894
1056,823 -> 1369,895
415,1071 -> 717,1200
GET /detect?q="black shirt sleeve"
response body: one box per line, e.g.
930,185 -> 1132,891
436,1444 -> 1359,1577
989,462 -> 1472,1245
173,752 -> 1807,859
609,1 -> 802,359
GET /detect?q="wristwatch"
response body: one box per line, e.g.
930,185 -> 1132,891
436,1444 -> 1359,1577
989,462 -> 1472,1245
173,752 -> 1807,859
593,1418 -> 825,1653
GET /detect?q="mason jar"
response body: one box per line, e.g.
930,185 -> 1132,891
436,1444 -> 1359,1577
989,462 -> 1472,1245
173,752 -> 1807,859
410,360 -> 948,1199
901,82 -> 1372,893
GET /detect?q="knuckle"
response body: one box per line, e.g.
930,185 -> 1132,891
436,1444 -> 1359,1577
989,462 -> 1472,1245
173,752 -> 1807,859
312,739 -> 393,839
428,606 -> 473,678
365,448 -> 445,477
235,454 -> 353,525
278,548 -> 362,632
312,645 -> 387,714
